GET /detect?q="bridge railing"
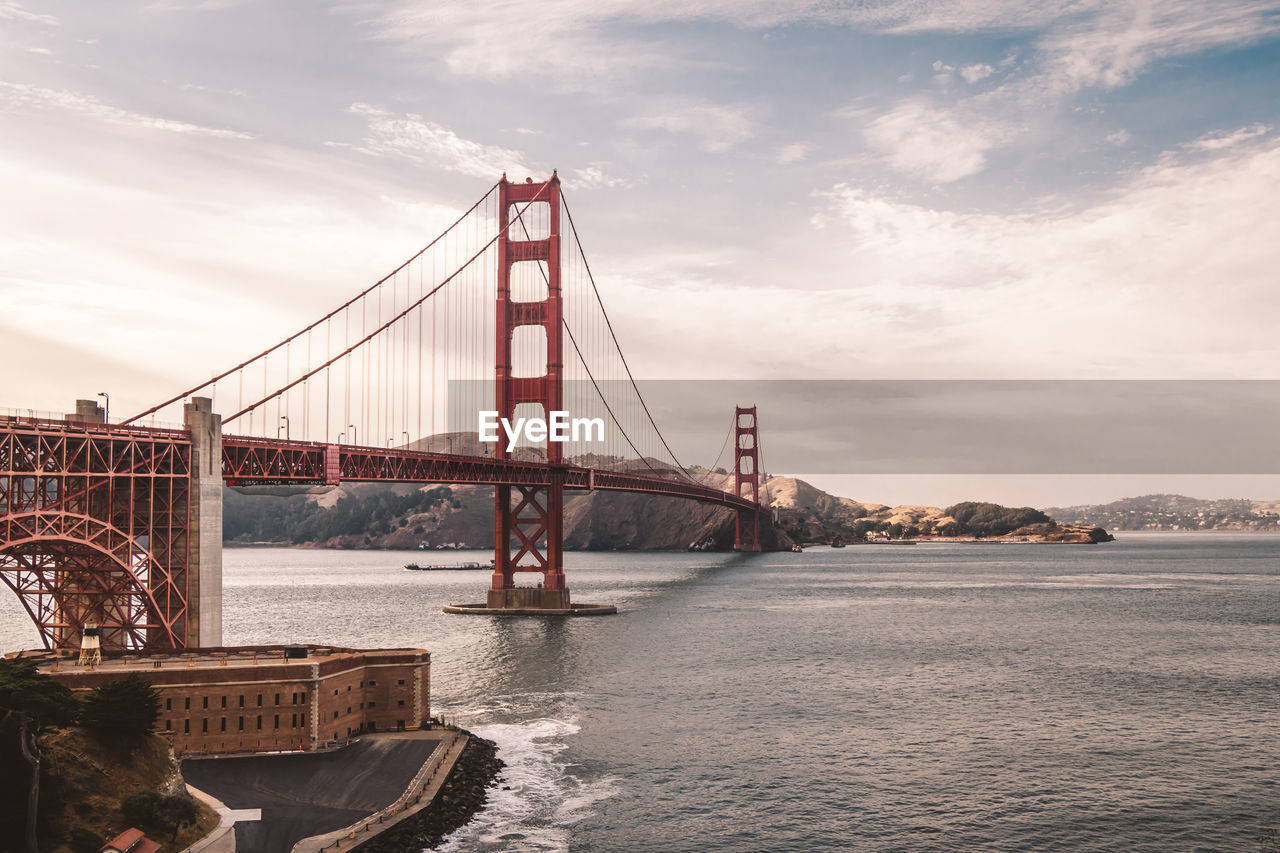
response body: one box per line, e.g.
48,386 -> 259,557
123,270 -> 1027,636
0,412 -> 190,439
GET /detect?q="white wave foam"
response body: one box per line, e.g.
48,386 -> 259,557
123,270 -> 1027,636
436,715 -> 618,853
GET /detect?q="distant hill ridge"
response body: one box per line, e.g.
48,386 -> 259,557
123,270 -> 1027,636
1047,493 -> 1280,531
224,462 -> 1111,549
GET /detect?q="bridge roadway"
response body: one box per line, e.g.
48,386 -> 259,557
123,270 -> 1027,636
222,434 -> 759,511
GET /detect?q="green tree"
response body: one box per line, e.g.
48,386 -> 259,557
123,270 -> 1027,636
155,793 -> 200,841
81,674 -> 160,745
120,789 -> 163,826
944,501 -> 1052,538
0,656 -> 80,853
120,790 -> 199,842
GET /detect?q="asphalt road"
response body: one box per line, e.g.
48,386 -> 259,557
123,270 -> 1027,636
183,736 -> 444,853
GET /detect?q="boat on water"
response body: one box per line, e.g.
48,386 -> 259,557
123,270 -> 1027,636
405,560 -> 491,571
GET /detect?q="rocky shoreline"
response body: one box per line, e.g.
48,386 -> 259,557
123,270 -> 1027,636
351,734 -> 505,852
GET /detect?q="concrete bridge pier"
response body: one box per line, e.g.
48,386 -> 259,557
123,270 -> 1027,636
185,397 -> 223,647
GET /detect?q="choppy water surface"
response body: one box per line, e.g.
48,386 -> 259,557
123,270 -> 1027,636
3,533 -> 1277,851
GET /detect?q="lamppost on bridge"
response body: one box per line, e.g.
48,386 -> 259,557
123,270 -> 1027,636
97,392 -> 109,424
337,432 -> 345,444
348,425 -> 357,446
402,430 -> 410,449
279,415 -> 290,440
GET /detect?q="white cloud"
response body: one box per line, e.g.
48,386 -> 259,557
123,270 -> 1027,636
0,81 -> 254,138
1106,129 -> 1132,146
846,2 -> 1280,181
361,0 -> 1280,98
776,142 -> 813,164
862,100 -> 1003,182
0,2 -> 58,25
1035,1 -> 1280,92
1185,123 -> 1270,152
808,131 -> 1280,376
340,104 -> 535,179
625,99 -> 758,152
565,164 -> 635,190
959,62 -> 994,83
360,1 -> 704,89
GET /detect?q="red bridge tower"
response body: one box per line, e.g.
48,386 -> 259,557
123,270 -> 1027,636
734,405 -> 762,551
489,173 -> 569,610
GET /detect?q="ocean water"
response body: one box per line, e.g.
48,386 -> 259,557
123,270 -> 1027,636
2,533 -> 1278,851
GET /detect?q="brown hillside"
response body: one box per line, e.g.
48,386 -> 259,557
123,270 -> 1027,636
36,728 -> 217,853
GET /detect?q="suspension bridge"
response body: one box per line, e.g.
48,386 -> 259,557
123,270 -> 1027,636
0,173 -> 772,652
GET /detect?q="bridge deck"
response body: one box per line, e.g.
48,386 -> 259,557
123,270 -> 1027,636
221,436 -> 758,512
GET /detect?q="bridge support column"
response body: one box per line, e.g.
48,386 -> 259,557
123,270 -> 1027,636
185,397 -> 223,646
734,406 -> 763,552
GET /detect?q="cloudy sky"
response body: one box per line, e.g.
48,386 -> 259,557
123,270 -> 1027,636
2,0 -> 1278,505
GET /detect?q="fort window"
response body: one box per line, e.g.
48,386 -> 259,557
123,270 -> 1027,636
275,693 -> 280,705
292,713 -> 297,727
397,700 -> 405,707
165,698 -> 172,710
368,701 -> 376,708
368,680 -> 376,686
332,711 -> 338,719
165,719 -> 171,731
184,719 -> 190,733
274,715 -> 279,729
221,696 -> 227,709
238,717 -> 244,731
184,697 -> 190,710
300,713 -> 306,726
257,694 -> 263,707
256,715 -> 262,730
221,718 -> 227,732
202,719 -> 208,733
397,679 -> 405,686
202,697 -> 209,709
239,695 -> 244,708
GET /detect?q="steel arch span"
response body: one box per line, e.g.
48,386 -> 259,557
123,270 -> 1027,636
0,418 -> 193,651
0,517 -> 183,650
